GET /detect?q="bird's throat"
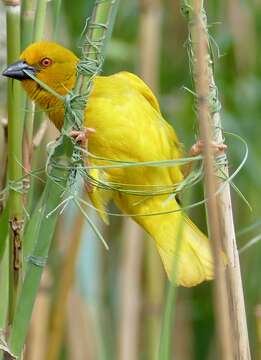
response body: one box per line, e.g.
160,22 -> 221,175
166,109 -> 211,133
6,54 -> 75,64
22,79 -> 66,130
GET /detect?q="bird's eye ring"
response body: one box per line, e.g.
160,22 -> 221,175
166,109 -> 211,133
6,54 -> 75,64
40,58 -> 53,67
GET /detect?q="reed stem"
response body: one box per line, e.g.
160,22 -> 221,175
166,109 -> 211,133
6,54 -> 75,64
33,0 -> 47,42
4,0 -> 24,324
192,2 -> 232,357
46,209 -> 85,360
139,0 -> 164,358
20,0 -> 35,50
181,0 -> 251,358
23,0 -> 46,179
6,0 -> 120,357
118,219 -> 143,360
21,0 -> 36,198
52,0 -> 62,40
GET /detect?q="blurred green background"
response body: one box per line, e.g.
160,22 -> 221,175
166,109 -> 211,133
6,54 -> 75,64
0,0 -> 261,359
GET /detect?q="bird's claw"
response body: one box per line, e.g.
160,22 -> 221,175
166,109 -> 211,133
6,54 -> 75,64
69,127 -> 96,192
69,127 -> 96,147
189,140 -> 227,157
84,178 -> 93,193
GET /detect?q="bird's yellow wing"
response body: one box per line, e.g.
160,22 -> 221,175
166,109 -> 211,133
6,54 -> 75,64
115,72 -> 185,161
115,71 -> 161,112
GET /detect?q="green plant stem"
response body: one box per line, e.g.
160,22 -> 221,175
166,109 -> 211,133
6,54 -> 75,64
7,0 -> 120,357
23,0 -> 47,165
52,0 -> 62,40
33,0 -> 47,42
20,0 -> 35,50
0,201 -> 9,344
8,136 -> 74,357
0,235 -> 9,330
5,1 -> 23,325
73,0 -> 116,98
21,0 -> 36,205
22,0 -> 47,223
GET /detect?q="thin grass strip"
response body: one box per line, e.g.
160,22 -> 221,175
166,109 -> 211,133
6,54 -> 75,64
238,234 -> 261,254
237,220 -> 261,237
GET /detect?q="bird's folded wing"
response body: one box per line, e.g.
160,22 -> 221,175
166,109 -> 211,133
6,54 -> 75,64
115,71 -> 161,112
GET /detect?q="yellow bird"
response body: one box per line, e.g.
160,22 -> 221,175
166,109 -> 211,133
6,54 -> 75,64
3,41 -> 216,287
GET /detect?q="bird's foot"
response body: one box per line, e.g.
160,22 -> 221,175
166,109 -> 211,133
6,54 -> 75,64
84,177 -> 94,193
69,127 -> 96,192
69,127 -> 96,148
189,140 -> 227,157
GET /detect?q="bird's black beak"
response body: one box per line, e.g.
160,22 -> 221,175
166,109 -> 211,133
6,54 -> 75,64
2,60 -> 36,80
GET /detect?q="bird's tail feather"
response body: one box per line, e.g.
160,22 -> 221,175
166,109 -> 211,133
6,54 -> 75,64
153,214 -> 215,287
136,204 -> 214,287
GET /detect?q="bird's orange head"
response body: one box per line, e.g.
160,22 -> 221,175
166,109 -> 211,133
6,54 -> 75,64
3,40 -> 78,103
3,41 -> 79,128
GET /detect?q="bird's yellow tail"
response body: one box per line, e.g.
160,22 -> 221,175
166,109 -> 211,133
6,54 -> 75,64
137,204 -> 215,287
155,214 -> 214,287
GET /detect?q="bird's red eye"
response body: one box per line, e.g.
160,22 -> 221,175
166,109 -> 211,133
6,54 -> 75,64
40,58 -> 53,67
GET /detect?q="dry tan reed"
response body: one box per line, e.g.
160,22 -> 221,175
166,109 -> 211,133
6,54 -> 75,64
191,0 -> 251,358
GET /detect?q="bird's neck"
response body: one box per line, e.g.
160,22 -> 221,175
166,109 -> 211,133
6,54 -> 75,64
22,79 -> 67,130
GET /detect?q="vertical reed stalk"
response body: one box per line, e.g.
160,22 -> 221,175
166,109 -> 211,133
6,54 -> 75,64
46,209 -> 85,360
67,290 -> 98,360
181,0 -> 251,358
21,0 -> 35,180
255,305 -> 261,360
144,242 -> 164,360
4,0 -> 24,324
118,219 -> 143,360
158,221 -> 185,360
20,0 -> 35,50
52,0 -> 62,40
139,0 -> 164,358
192,2 -> 232,357
0,242 -> 9,331
0,115 -> 8,215
139,0 -> 161,92
23,0 -> 46,179
33,0 -> 47,42
6,1 -> 120,357
24,270 -> 51,360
